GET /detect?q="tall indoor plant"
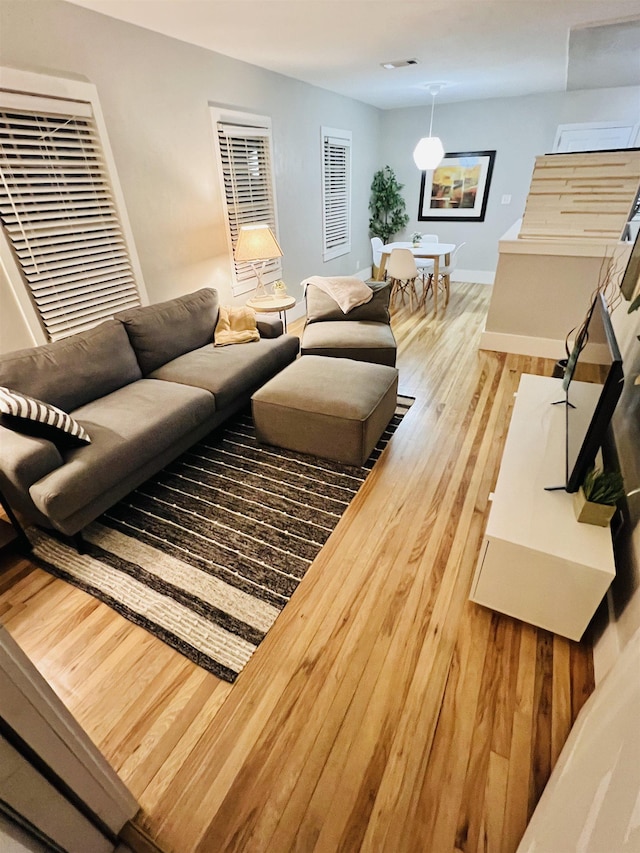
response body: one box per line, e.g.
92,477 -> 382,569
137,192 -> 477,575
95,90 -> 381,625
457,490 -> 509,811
369,166 -> 409,244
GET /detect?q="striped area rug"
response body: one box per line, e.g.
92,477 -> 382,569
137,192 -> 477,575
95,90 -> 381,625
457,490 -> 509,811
31,397 -> 413,683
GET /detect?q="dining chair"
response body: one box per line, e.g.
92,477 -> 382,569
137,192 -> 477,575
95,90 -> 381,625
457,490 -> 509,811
435,241 -> 465,307
414,234 -> 438,299
371,236 -> 384,279
387,248 -> 419,311
416,234 -> 440,292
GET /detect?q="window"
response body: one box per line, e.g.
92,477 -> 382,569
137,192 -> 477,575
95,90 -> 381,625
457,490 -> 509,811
212,108 -> 281,297
0,69 -> 146,343
321,127 -> 351,261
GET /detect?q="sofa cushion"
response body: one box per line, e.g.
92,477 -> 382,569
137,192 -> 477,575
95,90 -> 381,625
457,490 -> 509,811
116,288 -> 220,374
305,282 -> 391,324
0,320 -> 142,412
301,321 -> 397,367
29,379 -> 216,524
0,387 -> 91,448
148,335 -> 300,410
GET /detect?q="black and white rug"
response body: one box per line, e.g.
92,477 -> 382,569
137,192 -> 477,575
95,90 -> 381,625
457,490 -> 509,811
31,398 -> 413,683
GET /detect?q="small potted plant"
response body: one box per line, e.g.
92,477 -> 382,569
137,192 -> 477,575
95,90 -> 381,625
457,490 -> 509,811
411,231 -> 422,247
573,466 -> 625,526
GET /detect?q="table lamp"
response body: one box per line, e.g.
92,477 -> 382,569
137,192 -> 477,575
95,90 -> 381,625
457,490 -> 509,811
234,224 -> 283,300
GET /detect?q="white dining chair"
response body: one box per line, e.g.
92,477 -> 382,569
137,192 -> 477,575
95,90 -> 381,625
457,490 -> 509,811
412,234 -> 438,300
371,236 -> 384,279
387,248 -> 419,311
412,234 -> 438,293
435,241 -> 465,307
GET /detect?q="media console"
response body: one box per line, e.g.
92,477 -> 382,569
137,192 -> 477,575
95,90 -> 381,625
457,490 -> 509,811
470,373 -> 616,641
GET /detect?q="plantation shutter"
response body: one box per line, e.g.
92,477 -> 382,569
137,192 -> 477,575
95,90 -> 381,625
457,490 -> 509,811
321,128 -> 351,261
0,92 -> 141,342
216,121 -> 281,296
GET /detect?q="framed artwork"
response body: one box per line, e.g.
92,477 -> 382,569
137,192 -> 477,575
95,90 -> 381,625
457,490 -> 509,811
418,150 -> 496,222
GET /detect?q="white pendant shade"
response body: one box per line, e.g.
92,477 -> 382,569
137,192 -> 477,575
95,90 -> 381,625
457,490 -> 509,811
413,135 -> 444,171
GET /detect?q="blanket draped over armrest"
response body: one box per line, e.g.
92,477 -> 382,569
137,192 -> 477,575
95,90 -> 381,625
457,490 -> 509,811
214,305 -> 260,346
302,275 -> 373,314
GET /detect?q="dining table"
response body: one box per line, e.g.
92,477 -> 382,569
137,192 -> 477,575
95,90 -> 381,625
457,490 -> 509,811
376,241 -> 457,315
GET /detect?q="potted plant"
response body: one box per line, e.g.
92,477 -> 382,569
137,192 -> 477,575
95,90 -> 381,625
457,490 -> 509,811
573,466 -> 625,526
411,231 -> 422,247
369,166 -> 409,244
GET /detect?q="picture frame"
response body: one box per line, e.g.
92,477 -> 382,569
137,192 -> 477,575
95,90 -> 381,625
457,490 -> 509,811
418,150 -> 496,222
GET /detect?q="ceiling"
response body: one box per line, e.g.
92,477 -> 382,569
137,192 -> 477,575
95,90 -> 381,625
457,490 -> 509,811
68,1 -> 640,109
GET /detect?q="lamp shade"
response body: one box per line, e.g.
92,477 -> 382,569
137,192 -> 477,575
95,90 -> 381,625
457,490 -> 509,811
413,136 -> 445,171
234,224 -> 283,262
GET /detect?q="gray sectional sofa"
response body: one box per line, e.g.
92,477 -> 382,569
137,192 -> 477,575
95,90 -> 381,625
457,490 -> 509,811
0,288 -> 299,542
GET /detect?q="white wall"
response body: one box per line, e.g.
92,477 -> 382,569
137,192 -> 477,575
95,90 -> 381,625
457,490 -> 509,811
516,625 -> 640,853
604,304 -> 640,668
0,0 -> 381,352
380,86 -> 640,275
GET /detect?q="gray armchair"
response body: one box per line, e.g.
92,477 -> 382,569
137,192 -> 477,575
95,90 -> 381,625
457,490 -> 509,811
300,281 -> 397,367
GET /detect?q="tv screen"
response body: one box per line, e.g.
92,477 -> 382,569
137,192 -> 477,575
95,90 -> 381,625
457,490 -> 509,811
565,294 -> 624,493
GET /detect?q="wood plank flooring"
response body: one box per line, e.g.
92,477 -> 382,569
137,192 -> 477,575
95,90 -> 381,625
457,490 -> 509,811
0,282 -> 597,853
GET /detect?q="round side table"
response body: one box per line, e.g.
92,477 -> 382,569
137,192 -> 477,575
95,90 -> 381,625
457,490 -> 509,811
246,295 -> 296,332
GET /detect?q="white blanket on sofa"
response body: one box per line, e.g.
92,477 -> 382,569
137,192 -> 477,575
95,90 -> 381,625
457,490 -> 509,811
302,275 -> 373,314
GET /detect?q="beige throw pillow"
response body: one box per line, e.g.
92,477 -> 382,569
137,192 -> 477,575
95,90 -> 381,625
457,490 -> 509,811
214,305 -> 260,347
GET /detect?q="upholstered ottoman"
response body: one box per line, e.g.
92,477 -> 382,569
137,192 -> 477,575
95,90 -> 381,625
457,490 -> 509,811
251,355 -> 399,466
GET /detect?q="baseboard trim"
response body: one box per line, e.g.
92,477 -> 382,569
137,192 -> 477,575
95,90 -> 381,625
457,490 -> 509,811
119,819 -> 168,853
479,331 -> 566,359
479,330 -> 612,362
454,269 -> 495,285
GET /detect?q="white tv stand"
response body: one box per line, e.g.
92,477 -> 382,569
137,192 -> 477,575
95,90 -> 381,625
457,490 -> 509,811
470,373 -> 616,641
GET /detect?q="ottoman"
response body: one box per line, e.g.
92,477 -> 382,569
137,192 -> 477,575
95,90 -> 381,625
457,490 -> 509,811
251,355 -> 399,466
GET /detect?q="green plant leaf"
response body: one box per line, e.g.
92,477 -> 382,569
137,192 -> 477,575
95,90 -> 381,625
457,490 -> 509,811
582,466 -> 625,505
369,166 -> 409,243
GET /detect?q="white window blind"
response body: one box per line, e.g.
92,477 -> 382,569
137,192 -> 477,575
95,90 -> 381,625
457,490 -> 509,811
215,119 -> 281,296
0,94 -> 141,341
321,127 -> 352,261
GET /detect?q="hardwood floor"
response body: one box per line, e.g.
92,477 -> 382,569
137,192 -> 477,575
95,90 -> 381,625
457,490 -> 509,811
0,282 -> 597,853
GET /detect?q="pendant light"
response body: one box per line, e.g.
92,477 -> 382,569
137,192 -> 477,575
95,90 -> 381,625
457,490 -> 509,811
413,83 -> 444,171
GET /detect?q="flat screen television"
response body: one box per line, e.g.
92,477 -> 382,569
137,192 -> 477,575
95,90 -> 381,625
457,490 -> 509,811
562,293 -> 624,493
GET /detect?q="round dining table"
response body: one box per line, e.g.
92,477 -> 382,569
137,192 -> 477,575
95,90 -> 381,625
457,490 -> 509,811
376,241 -> 457,315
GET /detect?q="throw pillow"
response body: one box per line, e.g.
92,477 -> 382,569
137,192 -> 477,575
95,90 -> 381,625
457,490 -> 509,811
306,282 -> 391,324
301,276 -> 373,313
214,306 -> 260,347
0,386 -> 91,448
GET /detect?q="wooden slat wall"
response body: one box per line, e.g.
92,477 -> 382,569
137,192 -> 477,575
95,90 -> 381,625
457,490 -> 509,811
519,149 -> 640,241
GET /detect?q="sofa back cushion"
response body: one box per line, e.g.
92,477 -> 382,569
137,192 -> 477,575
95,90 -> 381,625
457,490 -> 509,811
0,320 -> 142,412
115,288 -> 220,374
305,282 -> 391,324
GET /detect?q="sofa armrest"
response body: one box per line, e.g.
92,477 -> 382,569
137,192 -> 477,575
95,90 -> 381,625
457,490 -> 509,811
257,317 -> 283,338
0,426 -> 64,523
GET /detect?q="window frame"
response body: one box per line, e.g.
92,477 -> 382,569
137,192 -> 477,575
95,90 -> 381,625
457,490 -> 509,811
210,107 -> 281,298
321,126 -> 352,262
0,66 -> 147,345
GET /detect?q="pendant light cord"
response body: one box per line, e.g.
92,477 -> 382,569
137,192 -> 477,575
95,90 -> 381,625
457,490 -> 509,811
429,89 -> 436,137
